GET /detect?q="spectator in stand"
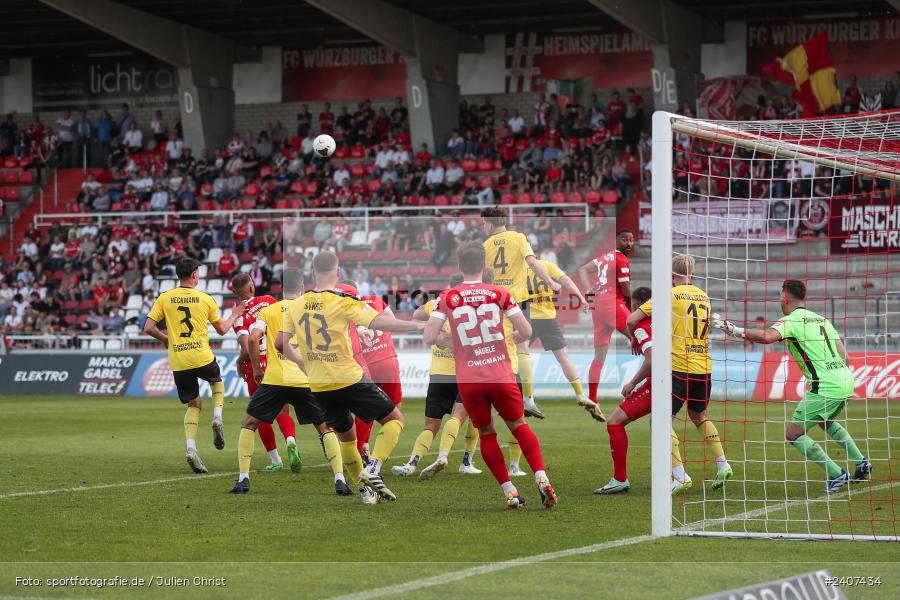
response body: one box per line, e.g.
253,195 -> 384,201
391,143 -> 409,166
150,110 -> 167,146
94,110 -> 113,162
13,130 -> 28,160
350,261 -> 369,283
333,162 -> 351,187
123,121 -> 143,151
0,113 -> 16,157
176,182 -> 196,210
508,109 -> 526,138
479,95 -> 495,126
75,110 -> 92,167
166,132 -> 184,166
520,139 -> 542,168
444,160 -> 464,194
371,275 -> 388,298
390,97 -> 408,134
149,183 -> 169,211
431,221 -> 456,269
116,104 -> 135,138
217,246 -> 238,277
313,218 -> 332,246
319,102 -> 335,134
92,186 -> 111,212
533,93 -> 551,132
296,104 -> 312,138
19,236 -> 39,262
371,213 -> 396,251
414,143 -> 432,165
226,169 -> 245,201
588,93 -> 606,126
446,130 -> 464,159
393,212 -> 415,252
56,110 -> 75,167
2,306 -> 23,334
354,272 -> 372,297
606,90 -> 626,125
227,131 -> 244,157
231,215 -> 254,253
301,130 -> 315,161
103,306 -> 125,334
425,159 -> 445,194
335,105 -> 352,132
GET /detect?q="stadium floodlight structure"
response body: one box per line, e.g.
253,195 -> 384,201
650,109 -> 900,541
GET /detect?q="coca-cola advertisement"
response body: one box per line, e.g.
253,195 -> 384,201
753,352 -> 900,402
829,194 -> 900,255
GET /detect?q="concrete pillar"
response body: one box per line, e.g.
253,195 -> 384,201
651,45 -> 702,113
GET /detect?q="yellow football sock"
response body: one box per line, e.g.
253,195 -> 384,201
340,440 -> 364,481
238,427 -> 255,474
671,427 -> 683,468
372,419 -> 404,463
211,380 -> 224,410
464,420 -> 478,454
413,430 -> 434,459
508,433 -> 522,463
570,377 -> 584,396
184,406 -> 200,444
518,352 -> 533,397
439,416 -> 462,455
321,431 -> 342,477
697,420 -> 726,461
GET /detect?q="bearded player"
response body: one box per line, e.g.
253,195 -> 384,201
424,242 -> 557,510
232,274 -> 301,472
577,229 -> 635,423
593,287 -> 691,495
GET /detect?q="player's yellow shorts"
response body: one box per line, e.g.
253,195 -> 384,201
792,392 -> 848,429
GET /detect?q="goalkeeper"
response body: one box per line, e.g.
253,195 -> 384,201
713,279 -> 872,493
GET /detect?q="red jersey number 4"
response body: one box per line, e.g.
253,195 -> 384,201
436,283 -> 519,384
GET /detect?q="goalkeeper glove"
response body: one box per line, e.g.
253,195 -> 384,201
712,313 -> 745,339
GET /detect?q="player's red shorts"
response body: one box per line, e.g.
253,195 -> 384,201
592,300 -> 631,346
241,356 -> 267,396
457,381 -> 523,428
367,356 -> 402,406
619,383 -> 651,421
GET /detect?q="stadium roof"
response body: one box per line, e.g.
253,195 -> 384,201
0,0 -> 894,59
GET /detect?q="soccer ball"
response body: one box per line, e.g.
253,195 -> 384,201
313,134 -> 336,158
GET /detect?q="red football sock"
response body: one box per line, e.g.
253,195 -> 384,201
257,422 -> 277,452
355,417 -> 373,455
607,423 -> 629,481
588,359 -> 603,403
276,411 -> 296,440
478,432 -> 510,485
510,423 -> 545,473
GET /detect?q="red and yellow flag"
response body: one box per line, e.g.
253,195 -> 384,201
761,32 -> 841,116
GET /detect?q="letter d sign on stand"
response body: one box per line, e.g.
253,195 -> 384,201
183,91 -> 194,115
411,85 -> 422,109
651,68 -> 678,112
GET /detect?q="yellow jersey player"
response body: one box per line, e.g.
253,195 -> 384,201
228,267 -> 349,497
280,251 -> 424,504
524,258 -> 590,417
626,254 -> 732,493
481,207 -> 559,425
143,257 -> 248,474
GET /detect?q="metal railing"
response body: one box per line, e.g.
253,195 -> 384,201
33,202 -> 593,233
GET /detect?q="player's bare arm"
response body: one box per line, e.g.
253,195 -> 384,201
620,281 -> 632,309
236,334 -> 250,365
712,313 -> 782,344
625,307 -> 647,338
622,347 -> 651,397
248,328 -> 265,384
370,313 -> 427,333
142,317 -> 169,348
274,331 -> 307,374
422,315 -> 445,346
576,259 -> 594,293
508,308 -> 533,344
211,299 -> 250,335
526,254 -> 561,293
412,305 -> 429,322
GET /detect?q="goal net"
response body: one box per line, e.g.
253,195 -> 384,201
649,109 -> 900,541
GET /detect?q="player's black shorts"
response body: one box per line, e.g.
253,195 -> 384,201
248,383 -> 326,425
172,359 -> 221,403
671,371 -> 712,415
313,377 -> 395,433
425,375 -> 461,419
529,317 -> 567,351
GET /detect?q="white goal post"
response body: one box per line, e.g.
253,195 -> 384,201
650,109 -> 900,541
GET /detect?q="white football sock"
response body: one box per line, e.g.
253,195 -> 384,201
239,472 -> 249,481
501,481 -> 517,495
213,406 -> 223,420
186,439 -> 197,452
268,450 -> 281,463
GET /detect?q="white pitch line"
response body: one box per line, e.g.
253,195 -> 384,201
678,480 -> 900,533
0,445 -> 501,501
325,535 -> 654,600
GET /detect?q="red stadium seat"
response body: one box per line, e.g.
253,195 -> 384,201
334,146 -> 349,158
4,187 -> 20,201
450,194 -> 464,205
602,190 -> 619,205
259,166 -> 273,177
3,171 -> 17,185
3,157 -> 16,168
243,183 -> 259,196
275,198 -> 290,209
585,190 -> 602,205
568,191 -> 583,203
290,182 -> 305,194
517,192 -> 532,204
304,181 -> 318,195
434,194 -> 449,206
476,158 -> 493,171
533,192 -> 548,204
480,177 -> 494,189
500,193 -> 515,205
462,159 -> 477,172
367,179 -> 381,192
199,200 -> 216,211
366,163 -> 378,175
351,145 -> 365,158
241,198 -> 257,210
350,163 -> 365,177
550,191 -> 566,203
19,170 -> 33,185
18,157 -> 31,168
515,138 -> 529,151
463,176 -> 478,190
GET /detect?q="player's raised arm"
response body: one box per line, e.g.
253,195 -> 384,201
558,273 -> 588,310
526,254 -> 561,293
712,313 -> 782,344
625,306 -> 647,338
370,313 -> 426,334
211,299 -> 250,335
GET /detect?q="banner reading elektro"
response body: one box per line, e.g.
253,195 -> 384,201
32,54 -> 178,111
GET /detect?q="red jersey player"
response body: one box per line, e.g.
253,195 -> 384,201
593,287 -> 688,495
423,242 -> 557,510
577,228 -> 634,421
231,274 -> 300,472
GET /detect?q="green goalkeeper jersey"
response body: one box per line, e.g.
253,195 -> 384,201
770,308 -> 855,399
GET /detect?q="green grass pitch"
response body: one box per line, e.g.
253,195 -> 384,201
0,395 -> 897,599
